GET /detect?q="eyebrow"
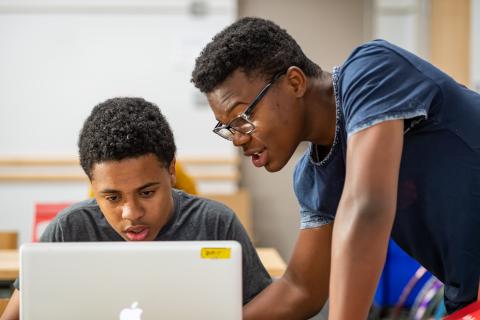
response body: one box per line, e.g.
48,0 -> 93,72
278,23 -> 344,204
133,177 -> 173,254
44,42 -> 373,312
225,101 -> 244,114
99,182 -> 161,194
220,92 -> 238,114
215,101 -> 245,124
220,89 -> 251,115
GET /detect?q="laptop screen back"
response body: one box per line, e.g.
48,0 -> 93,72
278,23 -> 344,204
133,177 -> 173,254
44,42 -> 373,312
20,241 -> 242,320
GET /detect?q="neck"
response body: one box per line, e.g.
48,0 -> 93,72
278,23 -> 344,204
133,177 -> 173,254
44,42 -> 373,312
302,71 -> 336,146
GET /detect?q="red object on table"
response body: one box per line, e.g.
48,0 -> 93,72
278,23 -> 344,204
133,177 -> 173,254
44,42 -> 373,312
444,301 -> 480,319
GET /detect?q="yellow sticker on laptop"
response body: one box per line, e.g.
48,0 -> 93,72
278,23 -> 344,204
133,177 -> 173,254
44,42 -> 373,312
201,248 -> 231,259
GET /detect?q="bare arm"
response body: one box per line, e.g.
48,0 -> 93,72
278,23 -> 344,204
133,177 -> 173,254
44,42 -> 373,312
1,289 -> 19,320
244,223 -> 333,319
328,120 -> 404,319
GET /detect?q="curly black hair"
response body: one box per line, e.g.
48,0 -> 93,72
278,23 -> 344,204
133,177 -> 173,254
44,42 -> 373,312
78,97 -> 176,179
191,17 -> 320,93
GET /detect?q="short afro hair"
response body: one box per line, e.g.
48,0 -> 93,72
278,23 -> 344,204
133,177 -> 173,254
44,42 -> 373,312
191,17 -> 320,93
78,97 -> 176,179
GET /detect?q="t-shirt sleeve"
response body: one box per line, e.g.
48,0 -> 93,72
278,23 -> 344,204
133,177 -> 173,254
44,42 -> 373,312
13,218 -> 64,290
226,214 -> 272,304
338,43 -> 439,137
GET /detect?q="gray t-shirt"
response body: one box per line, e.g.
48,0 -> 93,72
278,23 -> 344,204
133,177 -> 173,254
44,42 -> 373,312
15,189 -> 271,304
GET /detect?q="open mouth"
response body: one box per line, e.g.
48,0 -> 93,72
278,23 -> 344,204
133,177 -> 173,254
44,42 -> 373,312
251,149 -> 267,168
125,226 -> 149,241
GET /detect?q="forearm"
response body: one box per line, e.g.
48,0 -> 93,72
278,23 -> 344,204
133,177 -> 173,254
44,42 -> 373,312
244,226 -> 333,319
0,289 -> 20,320
244,272 -> 326,320
328,204 -> 394,320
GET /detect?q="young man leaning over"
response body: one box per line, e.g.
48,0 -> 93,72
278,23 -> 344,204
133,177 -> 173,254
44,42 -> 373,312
1,97 -> 271,320
191,17 -> 480,319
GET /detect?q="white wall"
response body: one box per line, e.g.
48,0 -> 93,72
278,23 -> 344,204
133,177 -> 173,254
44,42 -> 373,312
0,0 -> 236,244
373,0 -> 430,58
0,0 -> 235,158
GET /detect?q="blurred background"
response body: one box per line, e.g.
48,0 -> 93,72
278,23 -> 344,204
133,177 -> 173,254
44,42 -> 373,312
0,0 -> 479,318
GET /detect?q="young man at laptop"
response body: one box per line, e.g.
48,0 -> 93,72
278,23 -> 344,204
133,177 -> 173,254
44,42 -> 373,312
1,97 -> 271,320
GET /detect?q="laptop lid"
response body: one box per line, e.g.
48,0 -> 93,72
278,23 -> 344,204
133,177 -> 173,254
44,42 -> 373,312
20,241 -> 242,320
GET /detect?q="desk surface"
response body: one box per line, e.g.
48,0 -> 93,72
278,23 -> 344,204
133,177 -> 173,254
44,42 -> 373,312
0,250 -> 18,281
256,247 -> 287,278
0,247 -> 286,281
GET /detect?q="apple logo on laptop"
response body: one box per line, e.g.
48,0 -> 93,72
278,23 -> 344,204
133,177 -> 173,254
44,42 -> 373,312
119,301 -> 143,320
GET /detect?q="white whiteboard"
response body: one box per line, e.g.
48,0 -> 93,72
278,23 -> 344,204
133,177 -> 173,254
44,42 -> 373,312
0,0 -> 236,157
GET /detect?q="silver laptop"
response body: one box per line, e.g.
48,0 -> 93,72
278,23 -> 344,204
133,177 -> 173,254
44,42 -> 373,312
20,241 -> 242,320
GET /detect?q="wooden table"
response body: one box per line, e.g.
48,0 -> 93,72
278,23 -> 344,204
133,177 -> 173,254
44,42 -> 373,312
0,247 -> 286,281
257,248 -> 287,278
256,247 -> 287,278
0,250 -> 19,281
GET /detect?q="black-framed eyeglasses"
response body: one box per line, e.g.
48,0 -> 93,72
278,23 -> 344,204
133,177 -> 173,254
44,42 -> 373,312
213,72 -> 284,141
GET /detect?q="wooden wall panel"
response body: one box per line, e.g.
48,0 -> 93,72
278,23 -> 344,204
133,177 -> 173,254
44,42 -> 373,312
430,0 -> 471,86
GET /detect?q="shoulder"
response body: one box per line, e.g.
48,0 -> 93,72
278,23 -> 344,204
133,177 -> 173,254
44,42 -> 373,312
55,198 -> 102,224
338,39 -> 430,84
39,198 -> 101,242
45,199 -> 103,240
168,189 -> 242,240
340,40 -> 407,78
344,39 -> 402,63
173,189 -> 236,221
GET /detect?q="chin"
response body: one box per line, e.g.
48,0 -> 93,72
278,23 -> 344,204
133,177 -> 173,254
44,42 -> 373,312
266,152 -> 293,172
264,162 -> 283,173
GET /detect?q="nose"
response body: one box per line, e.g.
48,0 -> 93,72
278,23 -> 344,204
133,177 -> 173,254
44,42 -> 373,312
231,131 -> 251,147
121,199 -> 145,221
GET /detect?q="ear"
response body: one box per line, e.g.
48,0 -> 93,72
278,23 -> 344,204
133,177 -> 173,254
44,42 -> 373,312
285,66 -> 307,98
168,158 -> 177,186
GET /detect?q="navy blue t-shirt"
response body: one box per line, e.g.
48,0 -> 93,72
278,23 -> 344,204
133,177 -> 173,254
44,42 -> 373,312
294,39 -> 480,312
